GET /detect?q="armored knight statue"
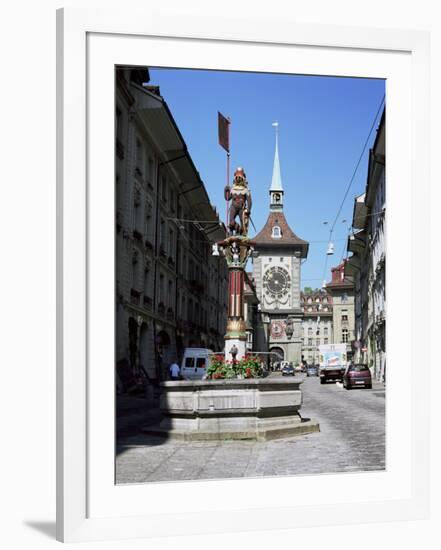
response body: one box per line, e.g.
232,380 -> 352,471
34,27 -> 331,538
224,167 -> 252,236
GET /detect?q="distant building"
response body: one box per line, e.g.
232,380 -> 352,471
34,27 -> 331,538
115,68 -> 228,386
325,261 -> 355,361
346,110 -> 386,381
301,289 -> 333,365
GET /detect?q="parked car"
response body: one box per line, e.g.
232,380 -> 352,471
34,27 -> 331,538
319,365 -> 344,384
281,363 -> 295,376
306,365 -> 319,377
343,364 -> 372,389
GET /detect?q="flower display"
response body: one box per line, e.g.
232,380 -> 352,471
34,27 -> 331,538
206,354 -> 263,379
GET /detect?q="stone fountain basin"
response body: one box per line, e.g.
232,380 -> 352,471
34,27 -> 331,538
144,377 -> 320,441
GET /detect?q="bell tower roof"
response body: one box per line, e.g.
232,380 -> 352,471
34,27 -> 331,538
253,211 -> 309,257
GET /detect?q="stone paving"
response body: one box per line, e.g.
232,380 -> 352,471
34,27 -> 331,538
116,376 -> 385,484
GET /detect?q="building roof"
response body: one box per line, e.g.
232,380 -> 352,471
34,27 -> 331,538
351,193 -> 368,230
325,260 -> 354,290
301,289 -> 332,300
253,211 -> 309,256
326,278 -> 354,291
253,212 -> 309,258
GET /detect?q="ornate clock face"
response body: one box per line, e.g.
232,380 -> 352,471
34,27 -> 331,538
263,266 -> 291,298
271,320 -> 285,339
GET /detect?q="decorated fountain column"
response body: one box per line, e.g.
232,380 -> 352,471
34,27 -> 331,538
220,166 -> 253,362
220,236 -> 253,361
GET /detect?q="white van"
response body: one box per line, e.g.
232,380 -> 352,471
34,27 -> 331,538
181,348 -> 213,380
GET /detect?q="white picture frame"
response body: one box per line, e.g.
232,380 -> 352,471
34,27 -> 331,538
56,7 -> 430,543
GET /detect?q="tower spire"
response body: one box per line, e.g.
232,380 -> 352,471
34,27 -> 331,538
270,121 -> 284,210
270,121 -> 283,192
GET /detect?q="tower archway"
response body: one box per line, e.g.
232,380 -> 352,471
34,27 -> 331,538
269,346 -> 284,369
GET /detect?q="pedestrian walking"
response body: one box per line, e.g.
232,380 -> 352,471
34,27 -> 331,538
169,360 -> 181,380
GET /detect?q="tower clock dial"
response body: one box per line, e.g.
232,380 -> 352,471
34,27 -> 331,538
263,266 -> 291,298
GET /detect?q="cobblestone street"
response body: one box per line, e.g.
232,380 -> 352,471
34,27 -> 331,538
116,376 -> 385,484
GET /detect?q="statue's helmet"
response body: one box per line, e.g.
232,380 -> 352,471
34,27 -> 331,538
234,166 -> 246,181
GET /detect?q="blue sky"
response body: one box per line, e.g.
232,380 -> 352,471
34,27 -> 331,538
149,68 -> 385,288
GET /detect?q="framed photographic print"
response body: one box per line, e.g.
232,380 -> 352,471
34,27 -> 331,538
57,7 -> 430,543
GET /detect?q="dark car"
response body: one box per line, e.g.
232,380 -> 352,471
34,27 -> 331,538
319,366 -> 344,384
306,365 -> 319,377
343,364 -> 372,389
281,364 -> 295,376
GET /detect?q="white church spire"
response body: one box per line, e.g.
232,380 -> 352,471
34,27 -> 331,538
270,122 -> 283,192
270,121 -> 284,211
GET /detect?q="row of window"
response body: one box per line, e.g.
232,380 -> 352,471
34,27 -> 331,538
303,318 -> 332,326
305,338 -> 329,346
303,296 -> 330,304
304,327 -> 330,336
301,328 -> 350,346
303,330 -> 349,346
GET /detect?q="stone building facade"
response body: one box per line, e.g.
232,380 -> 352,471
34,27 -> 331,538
346,110 -> 386,381
252,126 -> 309,366
301,290 -> 334,365
325,261 -> 355,362
115,68 -> 228,385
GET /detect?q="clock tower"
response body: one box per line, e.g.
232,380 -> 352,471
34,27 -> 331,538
252,123 -> 308,366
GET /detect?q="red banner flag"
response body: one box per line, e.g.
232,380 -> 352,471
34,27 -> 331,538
218,111 -> 230,153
